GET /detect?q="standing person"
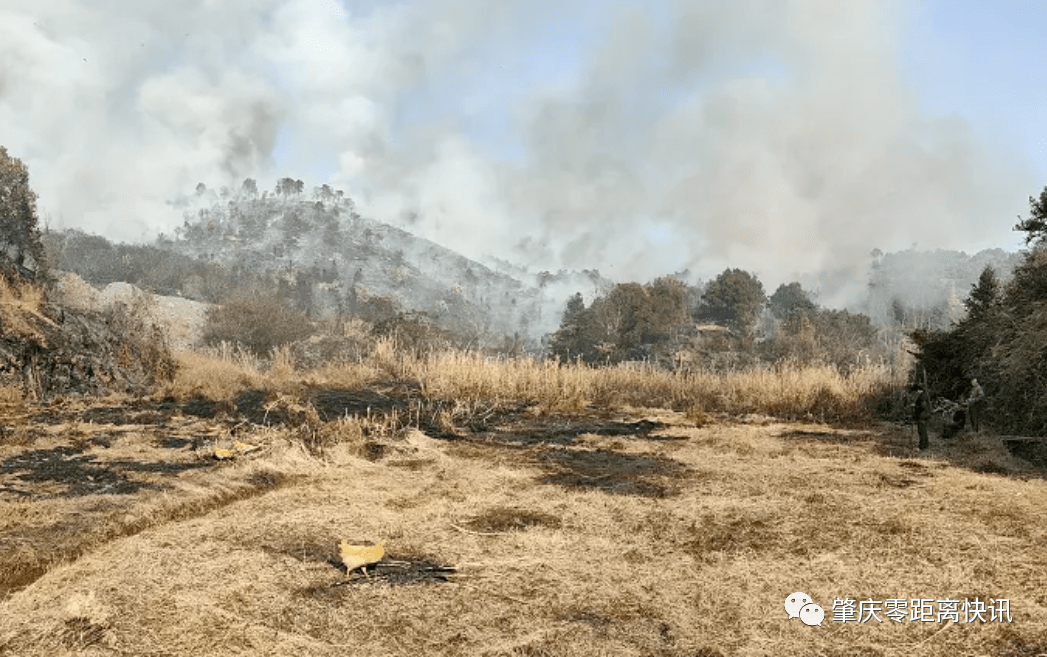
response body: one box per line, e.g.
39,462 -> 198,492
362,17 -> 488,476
967,378 -> 986,433
910,383 -> 931,451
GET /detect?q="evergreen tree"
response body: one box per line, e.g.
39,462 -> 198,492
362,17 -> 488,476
963,265 -> 1000,322
1014,184 -> 1047,246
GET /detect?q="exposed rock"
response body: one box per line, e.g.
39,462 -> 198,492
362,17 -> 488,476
0,289 -> 175,399
53,272 -> 210,352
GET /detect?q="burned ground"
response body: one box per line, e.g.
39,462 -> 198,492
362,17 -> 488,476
3,388 -> 1047,655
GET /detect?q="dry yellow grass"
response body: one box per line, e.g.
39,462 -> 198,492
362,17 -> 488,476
0,276 -> 48,339
161,350 -> 265,401
1,411 -> 1045,656
14,337 -> 1043,654
161,340 -> 899,425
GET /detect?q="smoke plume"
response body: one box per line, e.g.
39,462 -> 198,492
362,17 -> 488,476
1,0 -> 1038,307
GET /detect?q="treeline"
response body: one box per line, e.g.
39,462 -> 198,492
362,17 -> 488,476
864,247 -> 1021,331
912,185 -> 1047,435
172,178 -> 358,261
547,269 -> 891,371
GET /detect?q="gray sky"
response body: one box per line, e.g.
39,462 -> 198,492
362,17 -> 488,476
3,0 -> 1044,305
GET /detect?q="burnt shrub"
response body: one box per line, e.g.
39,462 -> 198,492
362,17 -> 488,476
202,294 -> 314,356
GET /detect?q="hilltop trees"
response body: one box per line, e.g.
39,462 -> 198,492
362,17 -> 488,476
0,146 -> 46,281
696,269 -> 765,333
761,281 -> 885,371
276,177 -> 304,198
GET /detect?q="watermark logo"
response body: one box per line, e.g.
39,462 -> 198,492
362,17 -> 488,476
784,592 -> 824,626
784,592 -> 810,619
785,593 -> 1014,626
831,598 -> 1012,624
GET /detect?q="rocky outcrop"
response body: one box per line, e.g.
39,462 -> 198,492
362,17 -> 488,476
0,299 -> 175,399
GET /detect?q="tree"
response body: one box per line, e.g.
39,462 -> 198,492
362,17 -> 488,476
697,268 -> 766,333
562,292 -> 585,327
241,178 -> 258,197
546,280 -> 692,365
598,283 -> 652,353
1014,185 -> 1047,246
645,276 -> 691,341
315,184 -> 335,202
547,292 -> 591,362
276,177 -> 304,198
0,146 -> 47,280
768,282 -> 817,320
963,265 -> 1000,322
280,208 -> 308,249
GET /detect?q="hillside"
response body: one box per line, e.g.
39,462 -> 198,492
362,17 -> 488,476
863,247 -> 1024,330
165,182 -> 548,340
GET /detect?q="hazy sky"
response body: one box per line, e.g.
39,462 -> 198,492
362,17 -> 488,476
3,0 -> 1045,304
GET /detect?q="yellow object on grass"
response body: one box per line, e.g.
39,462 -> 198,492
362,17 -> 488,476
339,539 -> 387,576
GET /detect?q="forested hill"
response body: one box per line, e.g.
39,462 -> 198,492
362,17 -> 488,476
50,179 -> 559,342
863,247 -> 1024,330
45,177 -> 1028,346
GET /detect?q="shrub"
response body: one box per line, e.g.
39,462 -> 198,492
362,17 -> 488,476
202,294 -> 314,356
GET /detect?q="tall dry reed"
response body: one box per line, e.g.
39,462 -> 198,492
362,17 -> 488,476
165,339 -> 901,423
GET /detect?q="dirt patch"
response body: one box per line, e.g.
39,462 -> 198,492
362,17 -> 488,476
361,440 -> 387,461
685,513 -> 779,560
560,609 -> 614,633
294,562 -> 456,598
491,418 -> 672,447
463,507 -> 562,533
232,389 -> 268,424
261,539 -> 344,571
778,429 -> 865,443
181,396 -> 233,419
877,473 -> 919,488
223,386 -> 419,427
309,387 -> 415,420
157,435 -> 198,450
261,535 -> 456,590
0,445 -> 179,497
77,404 -> 176,426
1002,438 -> 1047,467
244,469 -> 287,489
538,446 -> 688,498
59,617 -> 109,650
972,459 -> 1016,475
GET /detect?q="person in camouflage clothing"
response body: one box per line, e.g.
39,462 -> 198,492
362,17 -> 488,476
910,383 -> 931,451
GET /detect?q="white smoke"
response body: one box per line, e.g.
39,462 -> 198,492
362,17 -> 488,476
1,0 -> 1039,305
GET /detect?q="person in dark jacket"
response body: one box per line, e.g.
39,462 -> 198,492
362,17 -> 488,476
910,383 -> 931,451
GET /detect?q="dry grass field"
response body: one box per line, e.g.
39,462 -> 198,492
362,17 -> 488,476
2,347 -> 1047,656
